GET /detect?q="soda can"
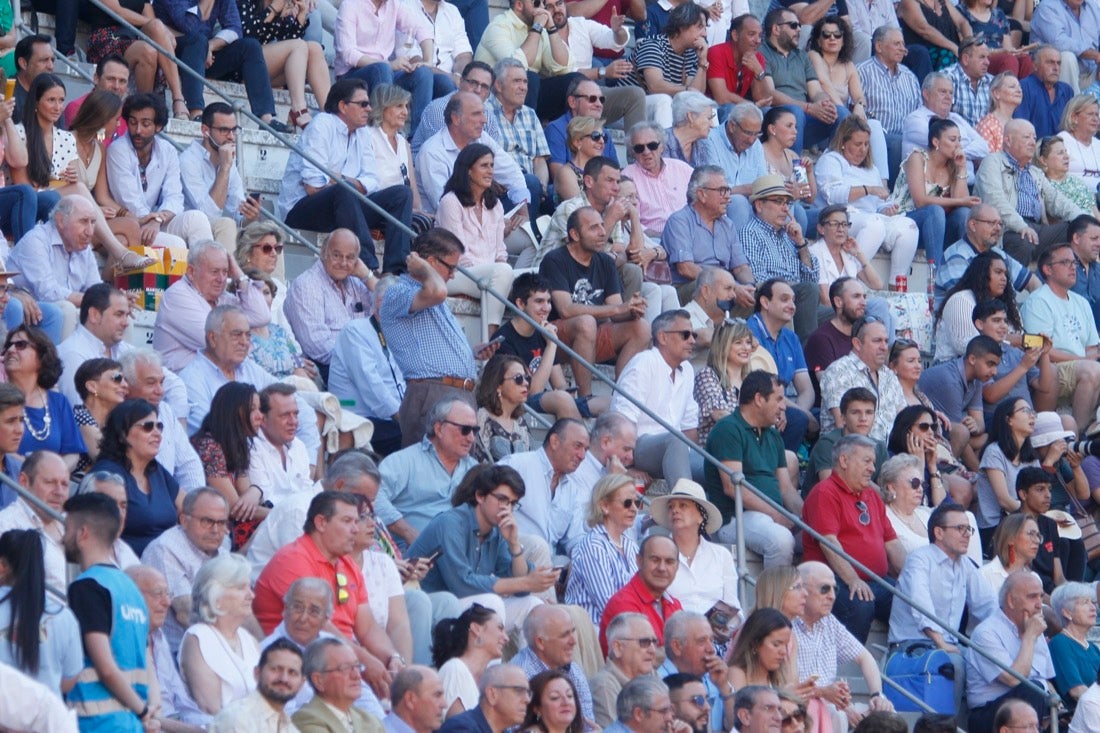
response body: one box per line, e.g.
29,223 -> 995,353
895,275 -> 907,292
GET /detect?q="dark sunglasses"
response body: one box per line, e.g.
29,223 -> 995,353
585,131 -> 605,142
781,20 -> 801,28
573,93 -> 606,104
136,420 -> 165,433
345,99 -> 371,108
907,476 -> 923,489
820,30 -> 843,39
632,141 -> 661,154
622,497 -> 644,509
855,500 -> 871,526
817,584 -> 836,594
3,339 -> 30,352
676,695 -> 707,708
106,373 -> 125,383
443,419 -> 478,436
508,374 -> 531,386
783,711 -> 806,725
664,329 -> 696,340
914,421 -> 934,432
253,243 -> 284,255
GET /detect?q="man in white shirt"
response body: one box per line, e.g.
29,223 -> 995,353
571,410 -> 640,496
251,384 -> 316,504
610,309 -> 701,484
901,72 -> 990,183
178,102 -> 262,251
398,0 -> 473,80
0,450 -> 69,592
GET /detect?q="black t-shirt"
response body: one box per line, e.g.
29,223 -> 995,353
69,571 -> 115,654
1031,513 -> 1060,595
539,247 -> 622,322
495,321 -> 549,374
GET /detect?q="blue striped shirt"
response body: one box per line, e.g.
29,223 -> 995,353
378,273 -> 476,380
565,524 -> 639,624
741,215 -> 820,284
1006,152 -> 1042,222
856,56 -> 921,136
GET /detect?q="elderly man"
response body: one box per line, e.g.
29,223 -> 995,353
260,577 -> 386,718
657,611 -> 735,732
417,91 -> 531,216
705,370 -> 801,567
1016,46 -> 1075,138
377,398 -> 480,548
1031,0 -> 1100,92
250,384 -> 315,503
499,418 -> 590,555
706,102 -> 768,227
438,664 -> 532,733
795,561 -> 895,728
386,666 -> 448,733
152,239 -> 267,372
683,269 -> 743,366
741,176 -> 821,340
600,533 -> 683,655
602,677 -> 690,733
0,451 -> 69,592
935,205 -> 1040,309
379,229 -> 490,447
707,16 -> 771,108
902,72 -> 990,184
141,487 -> 230,657
946,36 -> 994,126
1068,214 -> 1100,328
77,471 -> 141,570
976,118 -> 1085,264
209,639 -> 304,732
819,316 -> 907,442
732,687 -> 783,733
294,638 -> 387,732
512,606 -> 595,721
411,62 -> 502,155
571,411 -> 641,493
803,434 -> 905,643
284,228 -> 373,378
178,102 -> 260,250
609,310 -> 701,484
277,78 -> 413,275
857,26 -> 921,177
965,570 -> 1055,732
592,612 -> 659,728
488,58 -> 550,214
662,166 -> 754,303
621,122 -> 694,236
888,501 -> 996,712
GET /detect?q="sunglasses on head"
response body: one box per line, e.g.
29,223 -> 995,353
136,420 -> 164,433
253,243 -> 284,255
851,314 -> 881,339
632,141 -> 661,154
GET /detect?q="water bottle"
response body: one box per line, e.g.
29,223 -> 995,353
792,158 -> 808,184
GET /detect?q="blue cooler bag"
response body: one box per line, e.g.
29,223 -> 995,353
883,642 -> 956,713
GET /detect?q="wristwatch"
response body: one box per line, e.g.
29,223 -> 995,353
598,66 -> 606,79
754,70 -> 766,81
531,22 -> 544,33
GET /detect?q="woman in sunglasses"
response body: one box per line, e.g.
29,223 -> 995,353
190,382 -> 268,551
975,397 -> 1039,551
887,402 -> 975,507
519,670 -> 585,733
3,326 -> 85,470
554,116 -> 608,203
979,512 -> 1041,595
92,398 -> 181,555
72,357 -> 128,474
236,221 -> 294,333
368,84 -> 431,231
473,354 -> 532,463
564,473 -> 640,624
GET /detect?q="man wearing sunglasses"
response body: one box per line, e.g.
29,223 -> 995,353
546,78 -> 634,178
794,561 -> 895,728
664,673 -> 711,733
802,433 -> 905,643
591,612 -> 659,728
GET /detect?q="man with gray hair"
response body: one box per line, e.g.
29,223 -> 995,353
76,470 -> 141,570
294,638 -> 386,732
488,57 -> 550,213
802,434 -> 905,643
662,165 -> 755,305
511,605 -> 596,723
684,267 -> 739,362
705,102 -> 767,227
902,72 -> 990,184
386,666 -> 448,733
571,411 -> 641,496
1017,46 -> 1074,137
438,664 -> 532,733
656,611 -> 735,731
610,309 -> 701,484
603,676 -> 689,733
732,686 -> 783,733
591,613 -> 659,728
1031,0 -> 1100,92
857,26 -> 921,171
152,238 -> 267,372
141,487 -> 230,657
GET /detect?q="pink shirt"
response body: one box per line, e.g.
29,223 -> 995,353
436,192 -> 508,266
622,158 -> 693,234
334,0 -> 431,76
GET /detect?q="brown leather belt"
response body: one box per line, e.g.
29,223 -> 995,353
407,376 -> 476,391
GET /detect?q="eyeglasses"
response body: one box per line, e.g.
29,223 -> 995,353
572,93 -> 606,104
700,186 -> 733,196
288,601 -> 327,619
1024,530 -> 1044,541
323,662 -> 366,675
821,219 -> 851,229
336,572 -> 350,604
817,584 -> 836,594
1014,405 -> 1037,416
914,422 -> 934,432
621,497 -> 644,509
674,695 -> 708,708
646,705 -> 675,717
210,125 -> 241,134
345,99 -> 372,108
188,514 -> 229,530
493,685 -> 533,698
970,217 -> 1003,227
490,491 -> 521,509
443,419 -> 478,436
729,119 -> 762,138
1049,258 -> 1077,268
820,30 -> 844,39
632,141 -> 661,154
585,131 -> 606,142
761,197 -> 792,206
781,20 -> 801,28
623,636 -> 660,648
851,314 -> 881,339
663,329 -> 696,340
136,420 -> 164,433
855,500 -> 871,526
946,523 -> 976,535
253,243 -> 284,255
462,78 -> 492,92
433,256 -> 459,276
508,373 -> 531,386
3,339 -> 30,352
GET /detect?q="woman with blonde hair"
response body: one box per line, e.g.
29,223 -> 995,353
976,72 -> 1023,154
1058,95 -> 1100,191
565,473 -> 641,624
368,84 -> 430,229
694,318 -> 758,444
554,116 -> 606,202
980,512 -> 1041,595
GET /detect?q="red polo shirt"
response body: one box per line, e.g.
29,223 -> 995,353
599,574 -> 682,656
706,44 -> 767,101
253,534 -> 368,637
802,473 -> 896,580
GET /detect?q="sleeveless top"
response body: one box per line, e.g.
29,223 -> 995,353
891,150 -> 948,214
179,623 -> 259,711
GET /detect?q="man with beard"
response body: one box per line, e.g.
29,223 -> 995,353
804,276 -> 868,405
209,638 -> 304,732
664,673 -> 710,733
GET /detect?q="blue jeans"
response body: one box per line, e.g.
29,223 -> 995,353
777,103 -> 850,153
342,63 -> 454,133
0,184 -> 43,242
448,0 -> 490,52
904,204 -> 970,266
176,33 -> 276,116
4,299 -> 63,343
833,575 -> 895,644
35,189 -> 61,225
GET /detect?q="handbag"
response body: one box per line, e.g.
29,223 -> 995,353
1067,488 -> 1100,562
644,258 -> 672,285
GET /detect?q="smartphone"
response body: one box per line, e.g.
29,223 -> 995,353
504,202 -> 525,219
424,549 -> 443,563
248,191 -> 262,203
487,333 -> 506,347
1022,333 -> 1043,350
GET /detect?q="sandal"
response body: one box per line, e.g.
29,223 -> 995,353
113,250 -> 157,276
288,108 -> 312,129
172,98 -> 189,120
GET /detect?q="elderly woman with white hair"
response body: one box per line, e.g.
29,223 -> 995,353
179,553 -> 260,724
75,470 -> 140,569
235,221 -> 294,334
1050,582 -> 1100,708
666,91 -> 718,167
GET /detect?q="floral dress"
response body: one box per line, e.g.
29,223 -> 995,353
248,323 -> 305,378
192,433 -> 261,550
693,366 -> 739,445
1050,175 -> 1096,214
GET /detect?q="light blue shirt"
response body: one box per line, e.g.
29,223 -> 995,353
888,543 -> 997,644
706,125 -> 766,188
1021,284 -> 1100,357
376,438 -> 479,536
179,140 -> 246,222
498,447 -> 588,555
379,273 -> 476,380
277,112 -> 380,217
965,608 -> 1054,708
106,134 -> 185,217
513,647 -> 595,722
416,126 -> 530,214
1031,0 -> 1100,77
10,221 -> 102,302
327,317 -> 405,419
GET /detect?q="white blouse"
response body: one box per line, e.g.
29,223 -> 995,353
1059,130 -> 1100,192
808,239 -> 863,285
368,124 -> 413,191
815,150 -> 890,213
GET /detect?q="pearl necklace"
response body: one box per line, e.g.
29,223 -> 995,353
23,390 -> 51,442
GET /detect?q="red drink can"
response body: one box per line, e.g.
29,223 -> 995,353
895,275 -> 907,292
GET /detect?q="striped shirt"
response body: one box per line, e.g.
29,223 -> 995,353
1006,151 -> 1042,222
619,34 -> 699,90
856,56 -> 921,136
565,524 -> 639,624
945,63 -> 992,126
486,95 -> 549,175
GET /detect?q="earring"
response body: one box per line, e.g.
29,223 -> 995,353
473,635 -> 483,647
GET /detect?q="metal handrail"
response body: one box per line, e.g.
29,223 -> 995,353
0,469 -> 69,603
